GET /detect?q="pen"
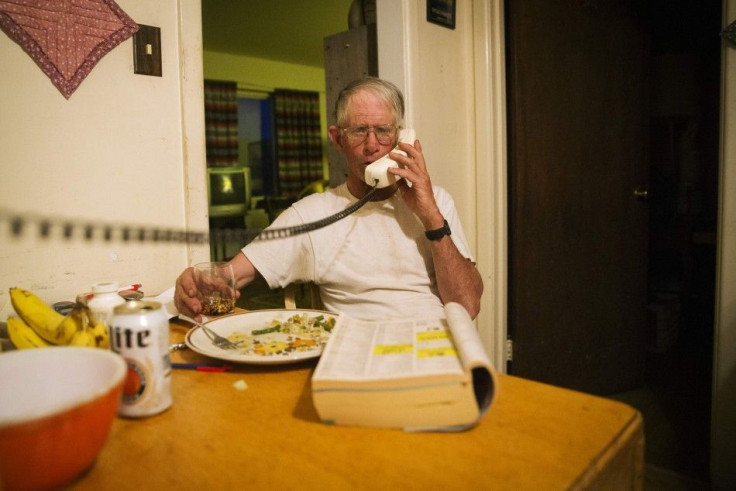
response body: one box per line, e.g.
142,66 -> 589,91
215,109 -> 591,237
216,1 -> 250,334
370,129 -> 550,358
171,363 -> 233,372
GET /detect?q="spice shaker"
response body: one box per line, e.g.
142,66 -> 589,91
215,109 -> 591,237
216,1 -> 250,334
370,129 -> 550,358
88,281 -> 126,327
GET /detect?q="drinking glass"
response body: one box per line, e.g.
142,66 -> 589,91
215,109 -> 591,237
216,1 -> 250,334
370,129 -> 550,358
193,262 -> 236,316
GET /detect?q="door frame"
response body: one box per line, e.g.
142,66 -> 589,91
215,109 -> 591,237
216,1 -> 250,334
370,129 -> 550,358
712,0 -> 736,486
470,0 -> 509,373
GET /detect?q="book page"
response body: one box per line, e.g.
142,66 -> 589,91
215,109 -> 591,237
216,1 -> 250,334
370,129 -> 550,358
440,302 -> 496,422
313,315 -> 465,383
311,303 -> 497,431
444,302 -> 493,371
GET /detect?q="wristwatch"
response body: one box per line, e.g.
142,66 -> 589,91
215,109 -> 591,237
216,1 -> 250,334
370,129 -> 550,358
425,219 -> 451,241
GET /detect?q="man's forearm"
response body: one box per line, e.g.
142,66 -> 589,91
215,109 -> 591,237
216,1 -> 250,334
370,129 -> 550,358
229,251 -> 258,289
431,238 -> 483,318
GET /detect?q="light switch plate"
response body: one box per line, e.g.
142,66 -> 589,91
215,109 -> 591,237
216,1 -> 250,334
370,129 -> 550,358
133,25 -> 162,76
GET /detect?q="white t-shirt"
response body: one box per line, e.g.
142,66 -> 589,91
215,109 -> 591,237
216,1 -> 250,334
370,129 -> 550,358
242,183 -> 474,320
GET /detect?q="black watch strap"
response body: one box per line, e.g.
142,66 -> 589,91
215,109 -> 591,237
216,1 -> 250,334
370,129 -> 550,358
425,219 -> 451,241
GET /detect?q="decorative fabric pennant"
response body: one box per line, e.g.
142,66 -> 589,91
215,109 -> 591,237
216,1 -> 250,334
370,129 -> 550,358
0,0 -> 139,98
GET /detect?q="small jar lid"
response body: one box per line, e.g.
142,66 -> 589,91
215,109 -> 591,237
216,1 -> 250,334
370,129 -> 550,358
52,301 -> 76,315
92,281 -> 119,294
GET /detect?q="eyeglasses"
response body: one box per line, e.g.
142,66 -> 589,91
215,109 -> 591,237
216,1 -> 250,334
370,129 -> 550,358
340,125 -> 398,145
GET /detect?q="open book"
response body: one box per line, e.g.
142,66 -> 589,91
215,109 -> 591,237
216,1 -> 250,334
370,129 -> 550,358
311,303 -> 496,431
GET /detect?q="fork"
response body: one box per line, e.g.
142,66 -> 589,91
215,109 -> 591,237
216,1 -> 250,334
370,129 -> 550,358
178,314 -> 239,350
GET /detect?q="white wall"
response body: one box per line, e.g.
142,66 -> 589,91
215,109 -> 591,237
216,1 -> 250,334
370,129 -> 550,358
0,0 -> 208,316
377,0 -> 477,241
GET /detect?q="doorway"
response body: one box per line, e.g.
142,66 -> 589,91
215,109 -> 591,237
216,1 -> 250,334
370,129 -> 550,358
238,97 -> 275,199
620,0 -> 720,479
505,0 -> 720,481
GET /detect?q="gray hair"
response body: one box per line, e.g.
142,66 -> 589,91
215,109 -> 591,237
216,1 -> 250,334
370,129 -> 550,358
334,77 -> 405,128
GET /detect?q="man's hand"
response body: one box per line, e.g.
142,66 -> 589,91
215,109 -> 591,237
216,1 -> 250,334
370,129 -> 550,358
175,254 -> 253,320
174,267 -> 202,320
391,139 -> 444,229
389,139 -> 483,318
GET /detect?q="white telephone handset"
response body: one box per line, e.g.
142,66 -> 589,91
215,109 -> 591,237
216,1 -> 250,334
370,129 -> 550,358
364,128 -> 416,188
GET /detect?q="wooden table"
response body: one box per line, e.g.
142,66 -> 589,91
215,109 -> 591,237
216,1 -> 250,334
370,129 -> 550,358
71,319 -> 643,490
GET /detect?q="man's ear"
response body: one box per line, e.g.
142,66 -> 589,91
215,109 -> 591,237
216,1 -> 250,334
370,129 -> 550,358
328,126 -> 344,151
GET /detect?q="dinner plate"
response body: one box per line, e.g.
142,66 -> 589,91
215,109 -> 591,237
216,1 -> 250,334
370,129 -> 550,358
184,309 -> 337,365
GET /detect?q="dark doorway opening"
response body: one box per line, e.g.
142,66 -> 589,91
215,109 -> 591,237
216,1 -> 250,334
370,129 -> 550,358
505,0 -> 721,482
631,0 -> 720,480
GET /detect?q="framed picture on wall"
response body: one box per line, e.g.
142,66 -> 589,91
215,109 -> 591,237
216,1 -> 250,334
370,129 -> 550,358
427,0 -> 456,29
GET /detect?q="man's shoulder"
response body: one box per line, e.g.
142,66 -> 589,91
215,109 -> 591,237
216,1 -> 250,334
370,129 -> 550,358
432,185 -> 455,207
291,183 -> 348,215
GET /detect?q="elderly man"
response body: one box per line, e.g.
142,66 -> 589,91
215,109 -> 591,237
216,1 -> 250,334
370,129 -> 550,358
175,77 -> 482,320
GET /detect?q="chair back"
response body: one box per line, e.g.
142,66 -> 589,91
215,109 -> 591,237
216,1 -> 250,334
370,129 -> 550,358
284,283 -> 323,310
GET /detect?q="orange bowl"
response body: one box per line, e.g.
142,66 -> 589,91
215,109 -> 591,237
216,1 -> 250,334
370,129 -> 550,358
0,347 -> 126,491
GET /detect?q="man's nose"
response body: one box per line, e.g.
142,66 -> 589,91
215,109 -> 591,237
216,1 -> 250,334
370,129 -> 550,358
363,130 -> 381,153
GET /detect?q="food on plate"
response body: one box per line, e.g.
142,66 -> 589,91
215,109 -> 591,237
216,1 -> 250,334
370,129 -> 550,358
226,313 -> 335,357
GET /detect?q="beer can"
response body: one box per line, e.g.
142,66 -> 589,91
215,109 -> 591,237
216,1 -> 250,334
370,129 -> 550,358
110,300 -> 172,417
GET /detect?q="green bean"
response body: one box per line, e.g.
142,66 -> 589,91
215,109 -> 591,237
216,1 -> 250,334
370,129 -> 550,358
317,317 -> 336,332
252,324 -> 281,336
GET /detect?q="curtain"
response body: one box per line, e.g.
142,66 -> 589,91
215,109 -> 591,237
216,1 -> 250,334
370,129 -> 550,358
273,89 -> 324,197
204,80 -> 238,166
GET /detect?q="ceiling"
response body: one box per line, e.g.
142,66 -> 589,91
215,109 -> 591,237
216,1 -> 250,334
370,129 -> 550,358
201,0 -> 356,68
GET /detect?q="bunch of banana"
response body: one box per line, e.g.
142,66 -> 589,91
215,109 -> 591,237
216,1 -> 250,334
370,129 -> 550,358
7,287 -> 109,350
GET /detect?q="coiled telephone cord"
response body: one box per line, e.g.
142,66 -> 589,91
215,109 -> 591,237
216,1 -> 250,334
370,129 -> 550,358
255,182 -> 379,240
0,183 -> 380,245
